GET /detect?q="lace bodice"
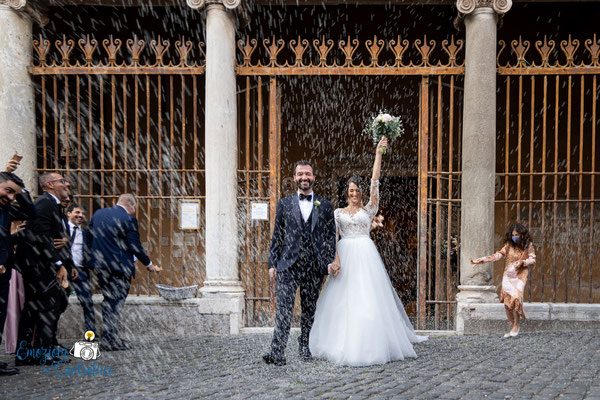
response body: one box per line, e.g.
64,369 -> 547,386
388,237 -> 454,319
335,180 -> 379,239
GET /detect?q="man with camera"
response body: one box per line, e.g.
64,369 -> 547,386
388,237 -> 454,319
0,157 -> 35,375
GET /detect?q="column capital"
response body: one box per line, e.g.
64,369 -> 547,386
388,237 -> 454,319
454,0 -> 511,29
0,0 -> 48,26
456,0 -> 512,16
187,0 -> 242,11
0,0 -> 26,10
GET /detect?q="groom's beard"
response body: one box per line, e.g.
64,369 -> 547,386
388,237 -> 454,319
296,180 -> 314,191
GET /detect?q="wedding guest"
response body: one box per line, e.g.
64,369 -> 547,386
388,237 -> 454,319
15,172 -> 72,366
88,194 -> 161,350
471,223 -> 536,338
4,221 -> 26,355
0,158 -> 35,375
67,203 -> 95,334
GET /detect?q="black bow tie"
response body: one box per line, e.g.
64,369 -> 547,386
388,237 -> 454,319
299,193 -> 312,201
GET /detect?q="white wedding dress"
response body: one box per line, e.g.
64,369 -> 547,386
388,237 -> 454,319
309,179 -> 428,366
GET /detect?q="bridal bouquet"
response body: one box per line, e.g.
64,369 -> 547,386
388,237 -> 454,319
364,112 -> 405,154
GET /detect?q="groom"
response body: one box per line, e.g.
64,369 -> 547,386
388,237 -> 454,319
263,160 -> 337,366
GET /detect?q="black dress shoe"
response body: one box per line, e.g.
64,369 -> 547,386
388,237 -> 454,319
15,357 -> 36,366
0,366 -> 19,376
298,338 -> 312,361
299,344 -> 312,361
262,353 -> 286,366
0,362 -> 7,368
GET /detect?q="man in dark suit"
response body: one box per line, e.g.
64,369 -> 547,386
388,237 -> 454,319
0,161 -> 35,376
263,161 -> 337,366
66,203 -> 95,334
15,172 -> 72,366
88,194 -> 161,351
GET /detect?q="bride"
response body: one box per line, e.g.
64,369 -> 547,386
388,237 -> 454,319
309,136 -> 428,366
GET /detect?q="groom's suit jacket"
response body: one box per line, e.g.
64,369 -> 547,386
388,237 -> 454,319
268,192 -> 336,276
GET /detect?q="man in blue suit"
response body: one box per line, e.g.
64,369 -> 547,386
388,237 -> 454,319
88,193 -> 161,350
263,161 -> 337,366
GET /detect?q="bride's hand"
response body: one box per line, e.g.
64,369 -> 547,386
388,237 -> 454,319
376,136 -> 389,154
328,262 -> 341,277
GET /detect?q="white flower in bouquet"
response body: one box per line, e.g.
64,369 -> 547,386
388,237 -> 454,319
364,112 -> 405,154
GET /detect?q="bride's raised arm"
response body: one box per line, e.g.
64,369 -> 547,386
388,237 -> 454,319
367,136 -> 388,215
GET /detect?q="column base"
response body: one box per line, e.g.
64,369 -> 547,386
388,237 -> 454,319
198,280 -> 245,334
456,285 -> 499,334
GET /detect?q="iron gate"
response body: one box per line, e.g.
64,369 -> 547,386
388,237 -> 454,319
237,35 -> 465,329
497,36 -> 600,304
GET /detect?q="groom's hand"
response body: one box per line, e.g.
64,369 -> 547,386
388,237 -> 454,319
269,268 -> 277,280
328,263 -> 340,278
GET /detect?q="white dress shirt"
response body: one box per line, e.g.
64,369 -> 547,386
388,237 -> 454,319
298,190 -> 314,223
68,221 -> 84,267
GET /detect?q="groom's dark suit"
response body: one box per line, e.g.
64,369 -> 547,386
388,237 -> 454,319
267,192 -> 336,361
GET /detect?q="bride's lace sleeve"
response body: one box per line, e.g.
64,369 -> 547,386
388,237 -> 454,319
366,179 -> 380,219
334,208 -> 341,240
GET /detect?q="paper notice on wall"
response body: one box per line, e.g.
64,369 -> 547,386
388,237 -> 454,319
251,202 -> 269,221
180,201 -> 200,230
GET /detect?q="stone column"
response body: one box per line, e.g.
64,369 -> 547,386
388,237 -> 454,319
0,0 -> 36,192
455,0 -> 511,331
188,0 -> 245,334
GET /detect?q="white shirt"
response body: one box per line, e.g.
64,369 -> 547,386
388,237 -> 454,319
47,192 -> 65,266
68,221 -> 83,267
297,190 -> 314,223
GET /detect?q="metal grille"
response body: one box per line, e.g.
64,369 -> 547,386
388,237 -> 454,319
418,75 -> 463,330
237,76 -> 281,326
238,35 -> 465,328
31,35 -> 207,295
497,36 -> 600,303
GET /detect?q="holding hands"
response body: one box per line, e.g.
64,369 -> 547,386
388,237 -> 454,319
328,262 -> 341,278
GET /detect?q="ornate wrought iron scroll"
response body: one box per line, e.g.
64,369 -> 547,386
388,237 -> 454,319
237,35 -> 464,75
498,35 -> 600,74
31,34 -> 206,75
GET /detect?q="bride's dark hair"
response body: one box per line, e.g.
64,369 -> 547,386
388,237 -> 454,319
344,176 -> 367,207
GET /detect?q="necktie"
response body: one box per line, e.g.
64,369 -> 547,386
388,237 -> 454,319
71,226 -> 78,242
299,193 -> 312,201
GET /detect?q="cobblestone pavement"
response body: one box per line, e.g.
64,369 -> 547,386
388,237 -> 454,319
1,331 -> 599,399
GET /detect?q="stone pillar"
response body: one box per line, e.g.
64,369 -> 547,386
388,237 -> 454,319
0,0 -> 36,192
188,0 -> 245,334
455,0 -> 511,332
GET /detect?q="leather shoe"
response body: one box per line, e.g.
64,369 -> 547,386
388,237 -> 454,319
298,338 -> 312,361
0,366 -> 19,376
40,356 -> 71,366
0,362 -> 7,368
15,357 -> 36,366
262,353 -> 286,366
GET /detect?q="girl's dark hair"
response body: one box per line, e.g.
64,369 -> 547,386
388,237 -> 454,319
344,176 -> 367,207
505,222 -> 532,250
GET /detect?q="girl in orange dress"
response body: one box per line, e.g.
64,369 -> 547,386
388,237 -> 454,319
470,223 -> 536,337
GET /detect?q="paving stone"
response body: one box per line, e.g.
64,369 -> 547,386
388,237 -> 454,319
1,331 -> 599,399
